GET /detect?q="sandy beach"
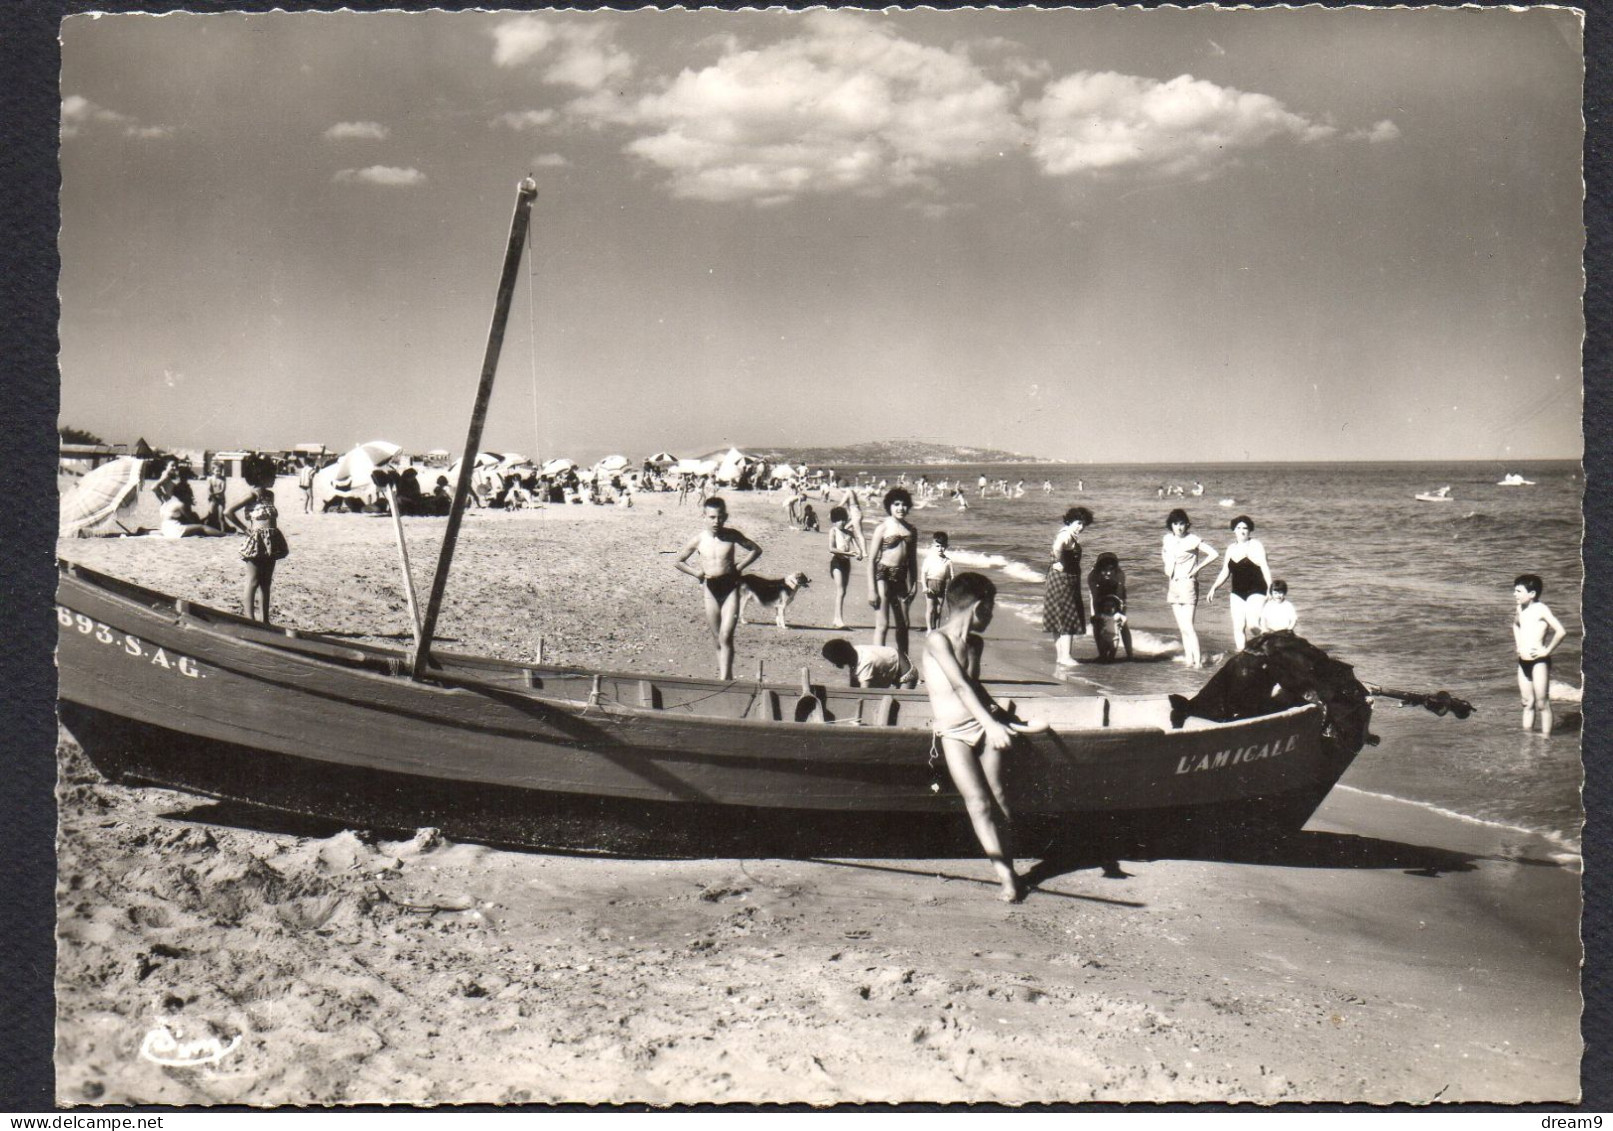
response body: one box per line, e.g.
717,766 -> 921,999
53,486 -> 1582,1105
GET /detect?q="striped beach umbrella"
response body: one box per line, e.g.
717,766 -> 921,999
60,456 -> 145,537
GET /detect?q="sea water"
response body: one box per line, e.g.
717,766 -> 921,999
836,461 -> 1584,856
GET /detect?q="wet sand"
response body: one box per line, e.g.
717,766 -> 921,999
53,485 -> 1581,1104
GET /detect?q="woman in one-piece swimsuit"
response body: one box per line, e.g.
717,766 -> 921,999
1206,514 -> 1272,651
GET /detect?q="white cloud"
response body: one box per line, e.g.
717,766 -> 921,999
494,109 -> 557,131
492,16 -> 558,68
61,94 -> 129,125
1025,71 -> 1334,180
63,94 -> 175,141
334,166 -> 427,187
616,11 -> 1023,203
533,153 -> 569,167
1348,119 -> 1402,144
491,17 -> 633,91
325,121 -> 390,141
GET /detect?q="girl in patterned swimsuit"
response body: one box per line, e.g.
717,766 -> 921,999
867,488 -> 918,665
225,478 -> 289,624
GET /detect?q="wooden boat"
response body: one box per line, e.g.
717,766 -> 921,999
57,559 -> 1367,856
1415,487 -> 1455,502
55,181 -> 1372,857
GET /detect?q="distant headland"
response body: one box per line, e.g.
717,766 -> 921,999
747,440 -> 1054,466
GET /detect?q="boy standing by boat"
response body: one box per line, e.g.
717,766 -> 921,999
1512,574 -> 1567,737
675,497 -> 761,681
923,572 -> 1035,903
921,531 -> 954,631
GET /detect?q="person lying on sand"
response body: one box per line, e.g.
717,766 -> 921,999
923,571 -> 1032,903
674,496 -> 761,681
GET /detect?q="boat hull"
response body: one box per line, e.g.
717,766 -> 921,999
56,562 -> 1362,854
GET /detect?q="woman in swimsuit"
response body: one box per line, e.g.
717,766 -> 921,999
867,488 -> 918,662
1161,508 -> 1217,668
1042,506 -> 1092,673
1206,515 -> 1272,651
826,505 -> 862,630
158,482 -> 221,539
225,480 -> 289,623
921,571 -> 1023,903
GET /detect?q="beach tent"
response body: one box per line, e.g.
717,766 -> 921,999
132,438 -> 157,459
60,457 -> 146,537
699,447 -> 755,484
670,458 -> 718,477
444,452 -> 502,478
770,463 -> 805,480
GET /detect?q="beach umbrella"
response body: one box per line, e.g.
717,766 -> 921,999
596,454 -> 630,472
335,440 -> 402,483
540,457 -> 576,476
499,453 -> 534,470
60,456 -> 145,537
646,451 -> 677,466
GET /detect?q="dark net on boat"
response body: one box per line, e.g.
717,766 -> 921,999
1168,630 -> 1375,756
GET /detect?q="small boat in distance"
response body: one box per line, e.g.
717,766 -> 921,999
1497,473 -> 1535,487
1415,486 -> 1455,502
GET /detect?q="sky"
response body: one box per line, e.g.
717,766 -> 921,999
57,6 -> 1585,464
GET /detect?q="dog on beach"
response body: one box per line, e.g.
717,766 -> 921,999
737,572 -> 812,631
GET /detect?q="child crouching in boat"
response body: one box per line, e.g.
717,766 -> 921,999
923,571 -> 1032,903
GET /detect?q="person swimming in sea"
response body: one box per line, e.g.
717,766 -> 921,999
674,496 -> 761,681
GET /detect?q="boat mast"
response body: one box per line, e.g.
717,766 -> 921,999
411,177 -> 539,679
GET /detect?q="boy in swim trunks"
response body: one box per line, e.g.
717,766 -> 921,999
921,531 -> 955,632
922,572 -> 1025,903
1512,573 -> 1568,736
675,497 -> 762,681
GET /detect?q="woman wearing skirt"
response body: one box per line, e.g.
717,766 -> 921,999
1043,506 -> 1092,674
